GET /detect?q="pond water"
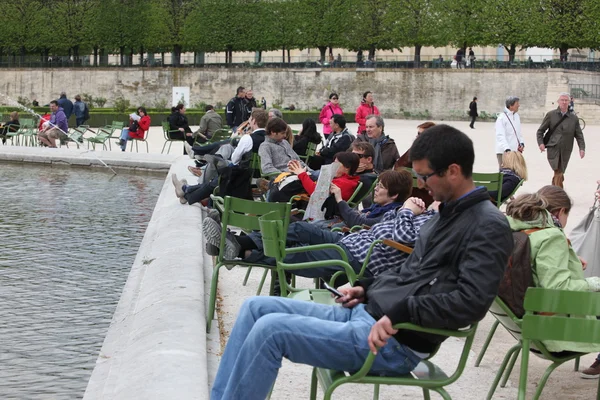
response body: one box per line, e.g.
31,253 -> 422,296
0,164 -> 165,399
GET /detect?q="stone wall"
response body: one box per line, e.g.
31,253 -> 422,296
1,67 -> 599,123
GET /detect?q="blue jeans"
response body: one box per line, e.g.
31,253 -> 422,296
211,296 -> 421,400
183,176 -> 218,205
119,128 -> 130,151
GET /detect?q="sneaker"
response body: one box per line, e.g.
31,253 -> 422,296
202,218 -> 241,260
171,174 -> 187,198
184,142 -> 194,159
195,159 -> 208,168
256,178 -> 270,193
206,242 -> 220,256
581,360 -> 600,379
206,208 -> 221,224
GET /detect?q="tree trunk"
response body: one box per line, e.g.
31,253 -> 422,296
368,46 -> 376,61
559,46 -> 569,62
20,46 -> 25,65
317,46 -> 326,63
503,44 -> 516,62
139,46 -> 144,66
173,44 -> 182,66
282,46 -> 285,63
128,48 -> 134,66
93,46 -> 98,66
161,52 -> 165,66
287,48 -> 291,64
414,44 -> 422,64
258,50 -> 262,62
73,45 -> 79,61
120,46 -> 125,65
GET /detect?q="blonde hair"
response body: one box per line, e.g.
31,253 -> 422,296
506,185 -> 572,224
502,151 -> 528,181
285,125 -> 294,147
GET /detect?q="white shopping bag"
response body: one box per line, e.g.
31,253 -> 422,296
570,188 -> 600,278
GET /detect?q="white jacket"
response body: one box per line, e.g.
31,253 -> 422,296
495,108 -> 524,154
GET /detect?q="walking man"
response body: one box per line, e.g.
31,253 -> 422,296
495,96 -> 524,167
469,97 -> 478,129
536,93 -> 585,188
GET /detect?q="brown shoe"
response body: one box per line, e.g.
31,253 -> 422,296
581,360 -> 600,379
257,178 -> 270,193
188,166 -> 203,177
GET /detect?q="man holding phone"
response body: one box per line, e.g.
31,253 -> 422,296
211,125 -> 513,400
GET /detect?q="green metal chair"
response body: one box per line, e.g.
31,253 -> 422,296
129,128 -> 149,153
19,119 -> 37,146
205,196 -> 292,332
501,178 -> 525,206
2,123 -> 21,145
347,178 -> 378,209
161,121 -> 182,154
472,172 -> 503,207
299,141 -> 318,165
96,120 -> 124,150
518,288 -> 600,400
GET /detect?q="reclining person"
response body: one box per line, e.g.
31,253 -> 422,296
172,108 -> 268,205
210,124 -> 514,400
258,117 -> 307,176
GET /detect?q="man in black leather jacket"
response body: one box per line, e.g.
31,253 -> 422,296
211,124 -> 513,400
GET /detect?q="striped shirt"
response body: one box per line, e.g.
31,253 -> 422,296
341,208 -> 436,276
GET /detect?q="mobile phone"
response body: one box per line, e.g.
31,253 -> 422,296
322,281 -> 344,298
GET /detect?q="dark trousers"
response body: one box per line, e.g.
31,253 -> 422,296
183,176 -> 218,205
470,115 -> 477,128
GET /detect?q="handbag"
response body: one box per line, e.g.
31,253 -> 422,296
570,185 -> 600,278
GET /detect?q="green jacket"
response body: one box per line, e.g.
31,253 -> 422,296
507,213 -> 599,353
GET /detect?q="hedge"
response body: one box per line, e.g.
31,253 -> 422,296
0,107 -> 356,126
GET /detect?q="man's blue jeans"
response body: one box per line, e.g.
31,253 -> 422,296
211,296 -> 421,400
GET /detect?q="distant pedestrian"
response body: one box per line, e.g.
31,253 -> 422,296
32,99 -> 39,107
261,97 -> 267,109
355,91 -> 380,135
319,92 -> 343,138
569,96 -> 575,112
468,47 -> 475,68
57,91 -> 73,122
73,95 -> 89,127
468,97 -> 478,129
536,92 -> 585,188
495,96 -> 524,167
226,86 -> 248,133
455,48 -> 465,69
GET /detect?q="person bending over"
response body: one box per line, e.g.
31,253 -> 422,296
210,124 -> 513,400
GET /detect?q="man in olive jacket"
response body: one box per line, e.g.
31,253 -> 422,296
210,124 -> 513,400
536,92 -> 585,188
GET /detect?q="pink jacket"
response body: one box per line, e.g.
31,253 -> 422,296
319,102 -> 343,135
355,102 -> 380,134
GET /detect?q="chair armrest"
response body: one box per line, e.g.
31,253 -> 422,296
285,243 -> 349,262
381,239 -> 413,254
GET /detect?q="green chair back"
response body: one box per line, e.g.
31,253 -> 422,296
517,288 -> 600,400
347,178 -> 378,209
259,212 -> 286,262
472,172 -> 502,207
210,128 -> 232,142
345,181 -> 364,207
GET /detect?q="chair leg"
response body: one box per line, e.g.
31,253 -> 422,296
574,356 -> 580,372
517,341 -> 530,400
372,383 -> 379,400
476,320 -> 499,367
168,141 -> 172,154
432,387 -> 452,400
243,266 -> 253,286
206,263 -> 222,333
532,362 -> 563,400
256,268 -> 269,295
500,347 -> 521,387
161,141 -> 167,154
422,388 -> 431,400
145,141 -> 148,153
486,343 -> 521,400
309,368 -> 318,400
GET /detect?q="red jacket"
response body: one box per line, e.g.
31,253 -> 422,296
298,172 -> 360,200
355,102 -> 380,134
129,115 -> 151,139
319,102 -> 343,135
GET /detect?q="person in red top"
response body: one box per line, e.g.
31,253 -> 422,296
319,92 -> 343,138
355,91 -> 380,135
118,107 -> 151,151
288,151 -> 360,201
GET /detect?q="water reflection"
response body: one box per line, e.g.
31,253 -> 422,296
0,164 -> 164,399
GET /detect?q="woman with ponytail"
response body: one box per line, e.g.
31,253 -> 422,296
506,185 -> 600,353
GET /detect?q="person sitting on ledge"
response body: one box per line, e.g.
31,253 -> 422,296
209,124 -> 514,400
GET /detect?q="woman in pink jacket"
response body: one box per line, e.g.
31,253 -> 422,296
355,91 -> 380,135
319,92 -> 343,138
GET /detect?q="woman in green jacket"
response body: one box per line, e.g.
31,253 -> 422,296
505,185 -> 600,355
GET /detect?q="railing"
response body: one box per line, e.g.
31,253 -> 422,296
1,54 -> 599,71
569,84 -> 600,100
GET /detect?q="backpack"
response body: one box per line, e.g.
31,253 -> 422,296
497,228 -> 543,318
129,119 -> 139,132
83,103 -> 90,121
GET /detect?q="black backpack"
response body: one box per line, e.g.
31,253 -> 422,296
497,229 -> 543,318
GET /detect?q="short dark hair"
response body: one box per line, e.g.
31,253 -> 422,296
329,92 -> 338,99
333,151 -> 360,175
362,91 -> 372,100
473,96 -> 477,101
205,104 -> 214,112
266,117 -> 287,135
251,108 -> 268,128
236,86 -> 245,95
351,141 -> 374,159
409,124 -> 474,178
331,114 -> 346,129
50,100 -> 58,106
378,169 -> 413,202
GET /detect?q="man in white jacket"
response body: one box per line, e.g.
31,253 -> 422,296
495,96 -> 524,167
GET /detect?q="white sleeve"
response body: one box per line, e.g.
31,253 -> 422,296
516,115 -> 524,145
495,115 -> 510,152
230,135 -> 253,165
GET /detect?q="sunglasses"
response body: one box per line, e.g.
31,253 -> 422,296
412,170 -> 440,183
331,97 -> 339,100
354,153 -> 369,159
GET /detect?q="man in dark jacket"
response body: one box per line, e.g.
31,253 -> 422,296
210,124 -> 514,400
57,92 -> 73,121
226,86 -> 248,133
355,115 -> 400,171
469,97 -> 478,129
244,89 -> 258,116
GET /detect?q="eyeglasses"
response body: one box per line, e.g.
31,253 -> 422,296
331,97 -> 339,100
413,170 -> 439,183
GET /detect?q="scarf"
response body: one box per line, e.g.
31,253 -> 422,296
361,201 -> 402,218
368,134 -> 387,171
